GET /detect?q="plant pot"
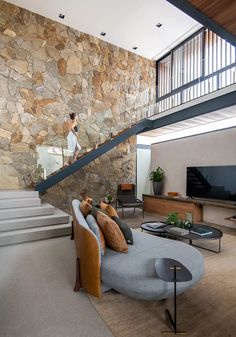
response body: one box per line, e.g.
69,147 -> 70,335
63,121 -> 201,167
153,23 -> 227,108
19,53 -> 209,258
153,181 -> 163,195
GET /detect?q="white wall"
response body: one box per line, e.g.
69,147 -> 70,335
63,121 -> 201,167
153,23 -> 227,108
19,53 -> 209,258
151,127 -> 236,227
137,145 -> 151,200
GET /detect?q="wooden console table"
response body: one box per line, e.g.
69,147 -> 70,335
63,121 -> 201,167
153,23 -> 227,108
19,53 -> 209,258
143,195 -> 203,222
143,194 -> 236,224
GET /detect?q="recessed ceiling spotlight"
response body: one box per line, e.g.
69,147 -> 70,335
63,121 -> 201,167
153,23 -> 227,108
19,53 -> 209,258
132,46 -> 138,50
100,32 -> 106,36
59,13 -> 65,19
156,23 -> 162,28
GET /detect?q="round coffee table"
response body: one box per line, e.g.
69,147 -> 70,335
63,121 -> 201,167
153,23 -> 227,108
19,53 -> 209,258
140,221 -> 167,235
165,223 -> 223,253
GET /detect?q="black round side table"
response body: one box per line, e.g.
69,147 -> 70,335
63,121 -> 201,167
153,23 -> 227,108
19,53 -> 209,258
155,258 -> 192,335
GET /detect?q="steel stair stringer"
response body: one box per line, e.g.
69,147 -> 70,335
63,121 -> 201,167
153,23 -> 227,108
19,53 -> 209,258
35,119 -> 153,193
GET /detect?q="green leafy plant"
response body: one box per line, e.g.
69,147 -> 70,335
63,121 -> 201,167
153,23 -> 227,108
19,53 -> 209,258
104,194 -> 113,203
149,166 -> 165,182
166,212 -> 181,226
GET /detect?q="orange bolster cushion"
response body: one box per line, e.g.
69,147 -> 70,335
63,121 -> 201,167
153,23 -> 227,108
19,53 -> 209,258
84,196 -> 93,204
97,211 -> 128,253
99,202 -> 119,218
80,200 -> 92,217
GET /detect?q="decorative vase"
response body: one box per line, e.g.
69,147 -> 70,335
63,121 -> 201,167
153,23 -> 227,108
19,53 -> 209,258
153,181 -> 163,195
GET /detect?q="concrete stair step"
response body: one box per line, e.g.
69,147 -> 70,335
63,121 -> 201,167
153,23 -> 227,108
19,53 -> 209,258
0,208 -> 70,232
0,203 -> 55,220
0,223 -> 71,247
0,190 -> 39,199
0,197 -> 41,209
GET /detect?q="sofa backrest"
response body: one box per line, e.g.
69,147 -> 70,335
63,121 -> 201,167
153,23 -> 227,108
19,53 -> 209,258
72,199 -> 101,297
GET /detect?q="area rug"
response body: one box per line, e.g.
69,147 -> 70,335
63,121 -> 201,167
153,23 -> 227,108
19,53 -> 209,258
88,233 -> 236,337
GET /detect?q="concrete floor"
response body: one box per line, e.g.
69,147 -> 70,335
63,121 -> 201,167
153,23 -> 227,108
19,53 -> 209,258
0,236 -> 114,337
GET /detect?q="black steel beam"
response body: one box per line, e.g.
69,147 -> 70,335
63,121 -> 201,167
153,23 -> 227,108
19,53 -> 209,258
166,0 -> 236,48
152,90 -> 236,129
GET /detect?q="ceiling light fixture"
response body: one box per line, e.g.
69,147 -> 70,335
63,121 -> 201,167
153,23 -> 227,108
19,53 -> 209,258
132,46 -> 138,50
59,13 -> 65,19
156,23 -> 162,28
100,32 -> 106,36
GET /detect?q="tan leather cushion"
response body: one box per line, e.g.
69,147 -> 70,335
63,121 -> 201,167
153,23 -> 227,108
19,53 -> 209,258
120,183 -> 133,190
80,200 -> 92,217
105,204 -> 118,217
98,226 -> 106,254
100,201 -> 108,210
97,211 -> 128,253
84,196 -> 93,204
99,202 -> 118,218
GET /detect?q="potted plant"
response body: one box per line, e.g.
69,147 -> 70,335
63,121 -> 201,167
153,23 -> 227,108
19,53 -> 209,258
149,166 -> 165,195
104,194 -> 114,204
166,212 -> 181,226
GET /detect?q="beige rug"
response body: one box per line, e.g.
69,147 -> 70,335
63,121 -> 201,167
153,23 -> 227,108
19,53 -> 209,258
89,233 -> 236,337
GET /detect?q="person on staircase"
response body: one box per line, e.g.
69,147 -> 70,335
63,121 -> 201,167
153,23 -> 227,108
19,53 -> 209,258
64,113 -> 81,167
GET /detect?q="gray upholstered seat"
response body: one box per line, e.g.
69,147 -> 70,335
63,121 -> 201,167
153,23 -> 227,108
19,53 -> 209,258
101,230 -> 204,300
72,199 -> 204,300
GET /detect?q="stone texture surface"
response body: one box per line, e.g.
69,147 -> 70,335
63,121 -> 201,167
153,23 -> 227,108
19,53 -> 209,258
0,0 -> 155,210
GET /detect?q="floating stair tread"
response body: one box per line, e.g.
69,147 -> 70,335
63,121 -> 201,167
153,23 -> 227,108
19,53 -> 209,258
0,203 -> 55,220
0,190 -> 39,199
0,208 -> 69,225
0,223 -> 71,246
0,197 -> 41,209
0,209 -> 71,232
0,223 -> 71,237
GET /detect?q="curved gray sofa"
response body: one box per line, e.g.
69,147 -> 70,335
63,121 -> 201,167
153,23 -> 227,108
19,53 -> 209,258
102,231 -> 204,300
72,199 -> 204,300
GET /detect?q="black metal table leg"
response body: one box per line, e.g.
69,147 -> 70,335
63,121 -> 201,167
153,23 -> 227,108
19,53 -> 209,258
162,265 -> 188,335
191,238 -> 221,253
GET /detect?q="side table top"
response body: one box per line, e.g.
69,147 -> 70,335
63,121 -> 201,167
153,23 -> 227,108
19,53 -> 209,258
155,258 -> 193,282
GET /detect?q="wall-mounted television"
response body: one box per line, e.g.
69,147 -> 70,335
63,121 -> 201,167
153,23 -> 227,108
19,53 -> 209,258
186,166 -> 236,202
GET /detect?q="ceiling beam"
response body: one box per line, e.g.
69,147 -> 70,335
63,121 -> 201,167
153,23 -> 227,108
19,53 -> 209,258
151,91 -> 236,129
166,0 -> 236,47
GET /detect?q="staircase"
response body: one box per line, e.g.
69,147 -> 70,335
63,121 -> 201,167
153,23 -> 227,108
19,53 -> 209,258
0,190 -> 71,247
35,118 -> 153,193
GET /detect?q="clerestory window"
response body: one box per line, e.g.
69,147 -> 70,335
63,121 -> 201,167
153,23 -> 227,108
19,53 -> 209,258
157,28 -> 236,112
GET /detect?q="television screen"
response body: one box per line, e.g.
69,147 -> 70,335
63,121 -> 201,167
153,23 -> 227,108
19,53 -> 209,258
186,166 -> 236,202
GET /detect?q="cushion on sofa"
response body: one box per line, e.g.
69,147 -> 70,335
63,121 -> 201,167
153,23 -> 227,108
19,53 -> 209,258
84,196 -> 93,205
100,201 -> 108,210
80,200 -> 92,217
112,216 -> 133,245
100,202 -> 118,218
97,211 -> 128,253
86,214 -> 106,255
91,206 -> 107,218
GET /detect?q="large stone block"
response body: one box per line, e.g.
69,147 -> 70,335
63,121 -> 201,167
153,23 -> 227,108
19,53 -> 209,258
0,165 -> 20,189
0,128 -> 11,140
10,143 -> 30,152
0,75 -> 9,97
7,60 -> 28,74
67,56 -> 82,74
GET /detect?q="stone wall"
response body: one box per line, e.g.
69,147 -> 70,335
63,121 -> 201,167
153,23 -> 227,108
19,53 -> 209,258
0,0 -> 155,210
